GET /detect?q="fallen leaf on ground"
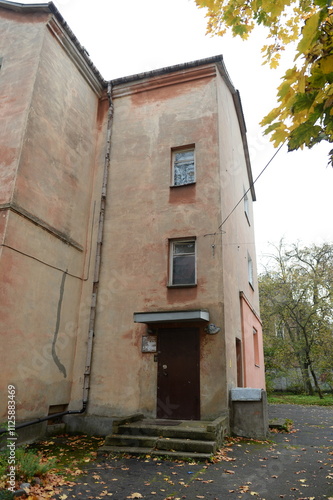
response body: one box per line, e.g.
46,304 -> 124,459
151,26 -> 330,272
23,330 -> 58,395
127,494 -> 143,499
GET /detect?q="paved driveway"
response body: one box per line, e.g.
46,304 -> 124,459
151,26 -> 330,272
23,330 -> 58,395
55,404 -> 333,500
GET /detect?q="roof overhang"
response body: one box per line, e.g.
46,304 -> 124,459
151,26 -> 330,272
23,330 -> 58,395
134,310 -> 210,324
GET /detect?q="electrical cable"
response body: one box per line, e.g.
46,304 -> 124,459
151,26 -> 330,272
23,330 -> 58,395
218,142 -> 285,230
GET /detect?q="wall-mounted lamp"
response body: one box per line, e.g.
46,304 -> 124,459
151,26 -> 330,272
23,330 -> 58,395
205,323 -> 221,335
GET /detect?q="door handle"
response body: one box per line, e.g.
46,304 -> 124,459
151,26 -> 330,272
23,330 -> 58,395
162,364 -> 168,376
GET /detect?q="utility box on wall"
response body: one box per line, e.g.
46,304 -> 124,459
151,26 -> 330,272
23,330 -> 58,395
230,388 -> 269,440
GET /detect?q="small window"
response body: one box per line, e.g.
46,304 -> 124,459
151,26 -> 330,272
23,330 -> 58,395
172,148 -> 195,186
253,327 -> 260,367
248,253 -> 254,288
244,189 -> 250,224
169,239 -> 196,286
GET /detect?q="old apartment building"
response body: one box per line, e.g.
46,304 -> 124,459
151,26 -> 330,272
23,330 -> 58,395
0,1 -> 265,442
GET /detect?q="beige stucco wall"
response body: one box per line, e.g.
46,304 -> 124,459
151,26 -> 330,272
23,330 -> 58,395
215,69 -> 262,391
0,9 -> 46,206
87,63 -> 262,420
0,9 -> 108,422
0,9 -> 263,427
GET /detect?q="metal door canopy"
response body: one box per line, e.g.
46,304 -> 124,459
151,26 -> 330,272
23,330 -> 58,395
134,309 -> 209,324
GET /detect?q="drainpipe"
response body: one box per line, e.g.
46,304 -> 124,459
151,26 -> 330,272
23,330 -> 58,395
82,81 -> 113,406
0,83 -> 114,436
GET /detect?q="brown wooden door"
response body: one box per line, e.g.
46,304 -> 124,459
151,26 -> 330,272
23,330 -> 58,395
236,338 -> 243,387
157,328 -> 200,420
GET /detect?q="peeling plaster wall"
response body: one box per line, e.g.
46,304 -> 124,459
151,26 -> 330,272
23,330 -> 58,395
0,9 -> 47,206
89,65 -> 254,420
215,69 -> 263,391
0,9 -> 108,422
0,8 -> 263,426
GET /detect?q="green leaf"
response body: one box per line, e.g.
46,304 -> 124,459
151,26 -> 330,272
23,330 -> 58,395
288,122 -> 322,150
232,24 -> 249,37
260,107 -> 281,126
291,92 -> 317,113
308,69 -> 328,88
313,0 -> 332,7
296,12 -> 321,56
263,122 -> 281,135
320,55 -> 333,75
278,82 -> 292,99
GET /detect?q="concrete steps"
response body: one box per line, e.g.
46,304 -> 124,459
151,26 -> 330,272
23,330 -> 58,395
98,445 -> 214,461
99,413 -> 229,461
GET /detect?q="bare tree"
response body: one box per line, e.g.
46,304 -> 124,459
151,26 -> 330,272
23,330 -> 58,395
259,241 -> 333,397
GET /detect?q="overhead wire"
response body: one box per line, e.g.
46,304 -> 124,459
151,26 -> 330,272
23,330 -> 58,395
217,142 -> 285,230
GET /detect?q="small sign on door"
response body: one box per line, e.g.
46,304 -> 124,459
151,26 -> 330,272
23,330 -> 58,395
141,335 -> 157,353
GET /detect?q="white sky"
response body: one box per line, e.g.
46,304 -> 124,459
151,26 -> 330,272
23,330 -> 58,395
18,0 -> 333,265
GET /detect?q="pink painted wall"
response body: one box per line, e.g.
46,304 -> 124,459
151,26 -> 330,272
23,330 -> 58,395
0,7 -> 108,423
240,294 -> 265,389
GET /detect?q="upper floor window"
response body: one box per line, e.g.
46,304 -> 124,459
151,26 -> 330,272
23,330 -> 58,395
169,239 -> 196,286
244,189 -> 250,224
248,252 -> 254,288
253,327 -> 260,367
172,147 -> 195,186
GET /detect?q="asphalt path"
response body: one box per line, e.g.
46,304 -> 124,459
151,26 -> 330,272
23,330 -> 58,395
56,404 -> 333,500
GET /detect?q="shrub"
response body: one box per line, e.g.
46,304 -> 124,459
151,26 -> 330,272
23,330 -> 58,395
15,448 -> 56,481
0,491 -> 14,500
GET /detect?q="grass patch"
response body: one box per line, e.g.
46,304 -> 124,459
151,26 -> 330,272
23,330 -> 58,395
268,393 -> 333,406
28,434 -> 104,479
0,434 -> 104,498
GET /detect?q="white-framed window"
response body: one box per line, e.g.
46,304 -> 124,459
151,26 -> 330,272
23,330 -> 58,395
247,252 -> 254,288
171,147 -> 195,186
169,239 -> 196,286
244,188 -> 250,224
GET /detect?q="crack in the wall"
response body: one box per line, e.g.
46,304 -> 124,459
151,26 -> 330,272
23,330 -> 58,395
52,271 -> 67,378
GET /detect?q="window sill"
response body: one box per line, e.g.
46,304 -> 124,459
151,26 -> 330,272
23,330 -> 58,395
255,364 -> 260,368
170,182 -> 196,188
167,284 -> 197,288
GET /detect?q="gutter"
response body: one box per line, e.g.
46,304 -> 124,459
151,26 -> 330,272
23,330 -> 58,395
0,83 -> 114,437
82,82 -> 113,405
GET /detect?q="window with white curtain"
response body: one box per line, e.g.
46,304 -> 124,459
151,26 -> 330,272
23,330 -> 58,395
172,148 -> 195,186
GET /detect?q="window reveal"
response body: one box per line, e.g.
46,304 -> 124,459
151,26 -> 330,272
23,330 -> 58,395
170,240 -> 196,285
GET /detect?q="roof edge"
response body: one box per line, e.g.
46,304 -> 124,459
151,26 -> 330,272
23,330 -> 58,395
111,55 -> 225,86
0,0 -> 50,13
